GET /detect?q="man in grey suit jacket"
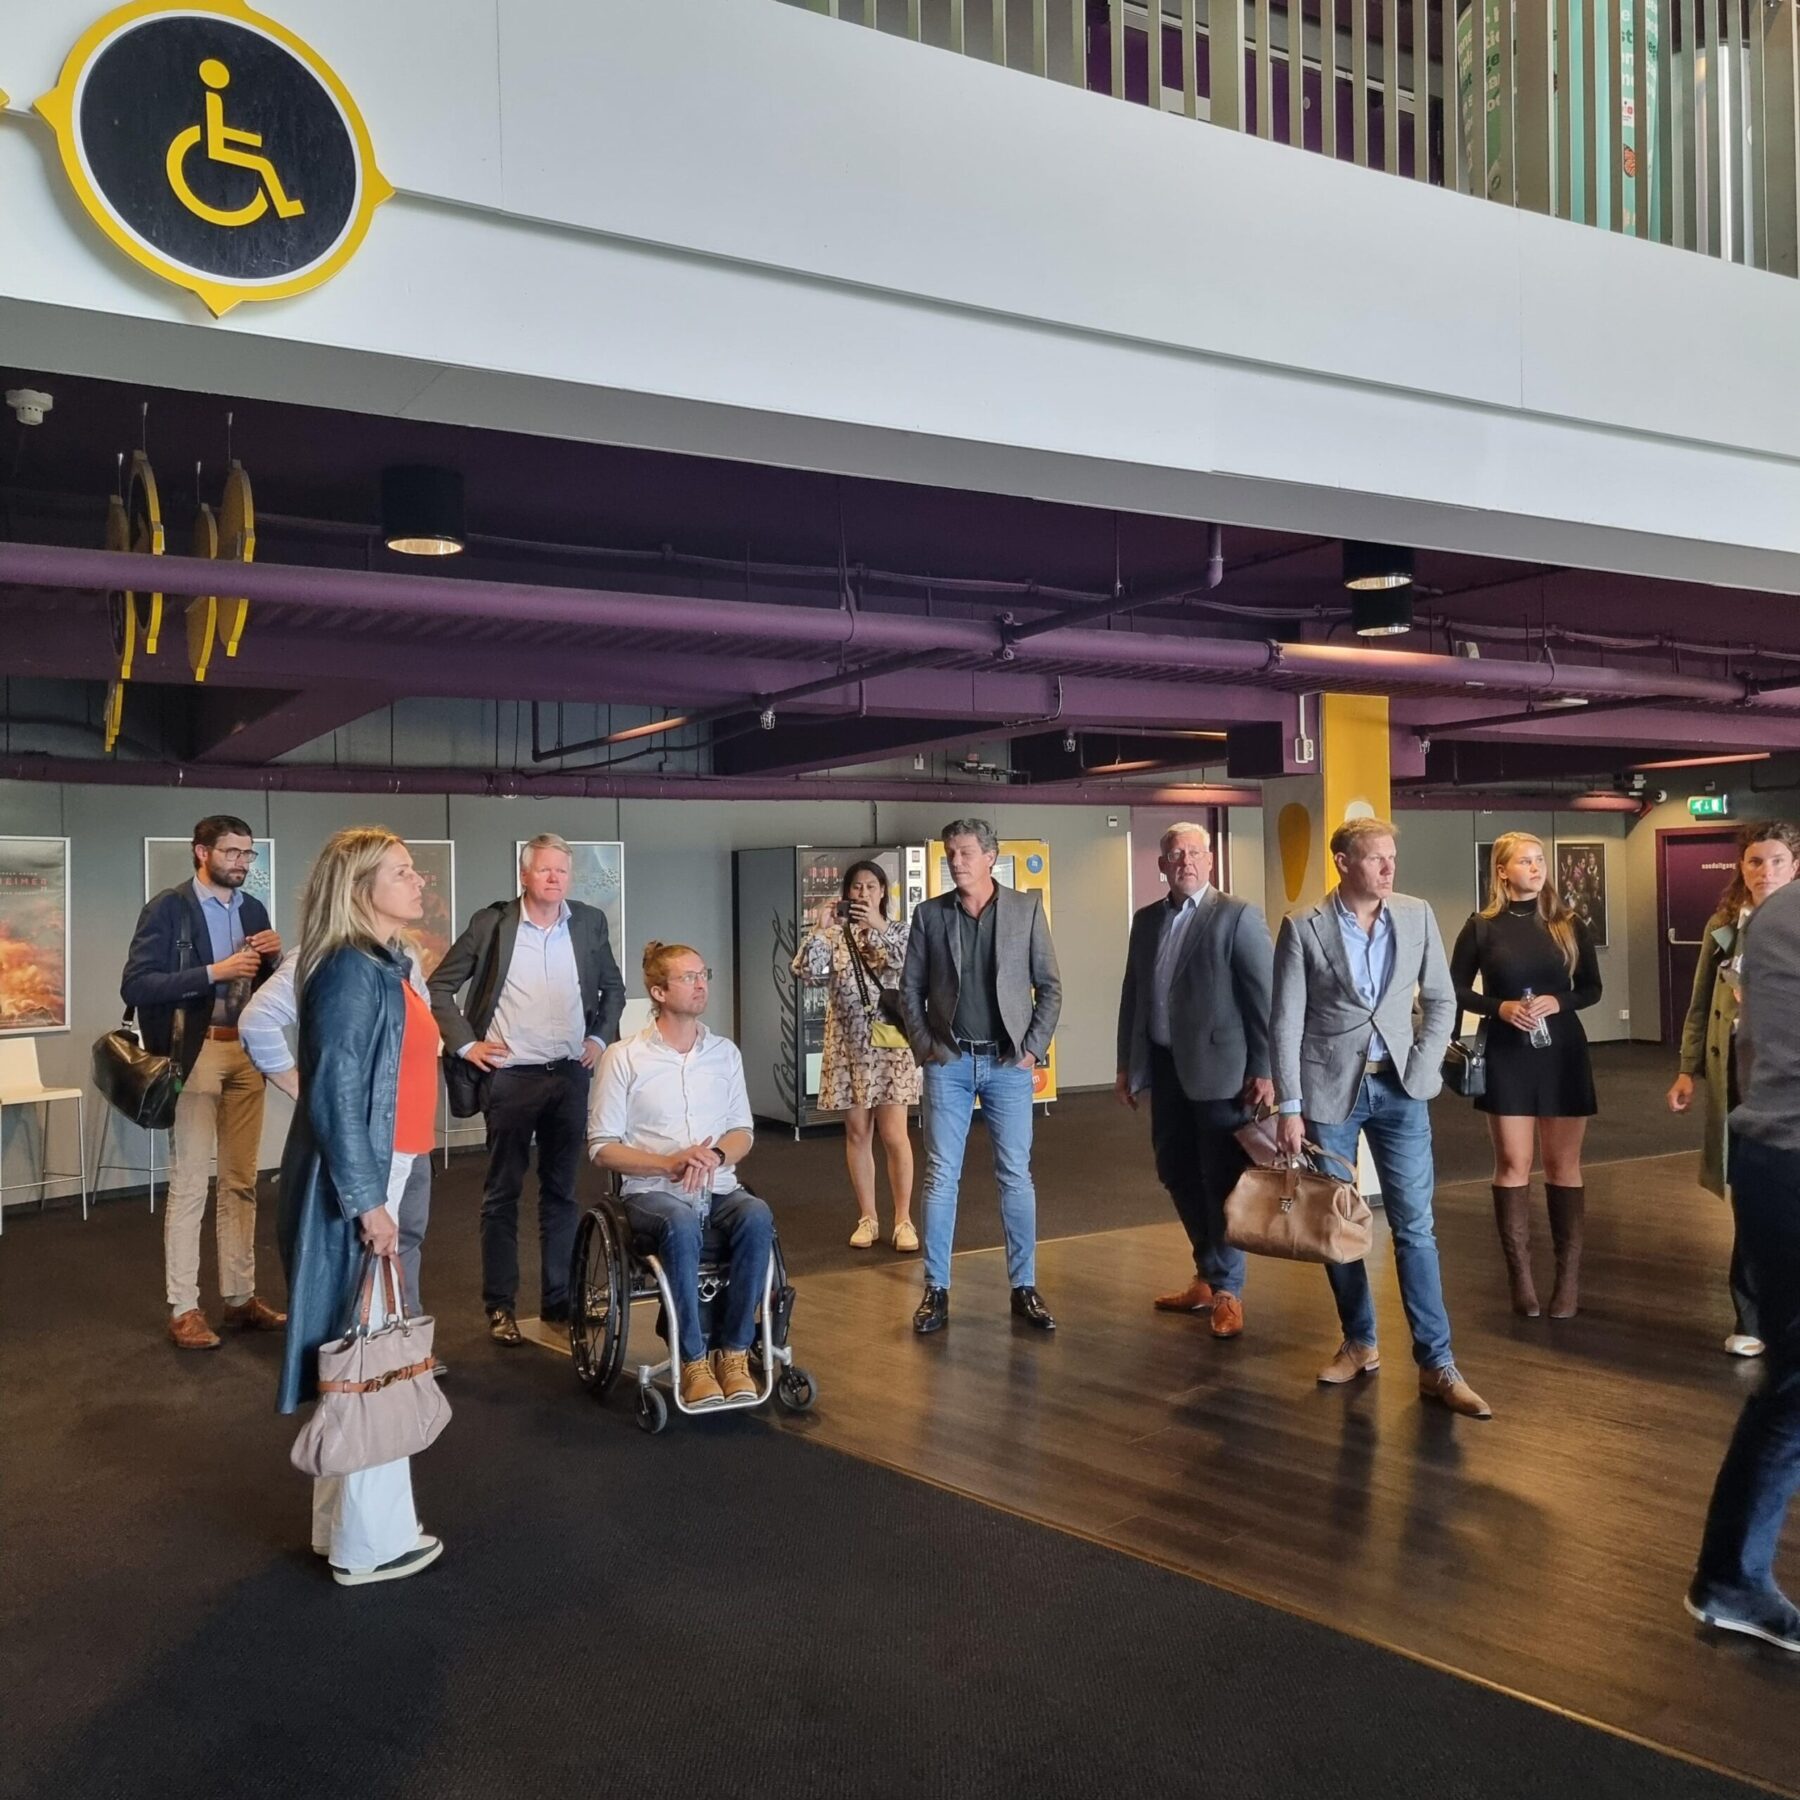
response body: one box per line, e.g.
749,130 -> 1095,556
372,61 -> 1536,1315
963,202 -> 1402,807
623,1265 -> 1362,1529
429,833 -> 626,1343
1116,822 -> 1273,1339
1271,817 -> 1490,1418
900,818 -> 1061,1336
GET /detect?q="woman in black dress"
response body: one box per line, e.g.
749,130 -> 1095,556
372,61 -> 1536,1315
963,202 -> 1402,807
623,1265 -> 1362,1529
1450,832 -> 1602,1320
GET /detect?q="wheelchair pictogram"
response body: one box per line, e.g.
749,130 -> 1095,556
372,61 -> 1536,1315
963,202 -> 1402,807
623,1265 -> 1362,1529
164,57 -> 304,228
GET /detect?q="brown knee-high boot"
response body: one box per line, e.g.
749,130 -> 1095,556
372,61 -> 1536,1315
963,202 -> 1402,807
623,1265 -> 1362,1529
1491,1185 -> 1539,1317
1545,1184 -> 1585,1318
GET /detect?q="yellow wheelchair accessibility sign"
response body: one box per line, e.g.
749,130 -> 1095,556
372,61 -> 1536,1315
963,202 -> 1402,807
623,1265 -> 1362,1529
36,0 -> 391,317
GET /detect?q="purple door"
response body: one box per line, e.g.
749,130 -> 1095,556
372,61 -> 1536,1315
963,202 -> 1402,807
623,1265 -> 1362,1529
1658,829 -> 1741,1043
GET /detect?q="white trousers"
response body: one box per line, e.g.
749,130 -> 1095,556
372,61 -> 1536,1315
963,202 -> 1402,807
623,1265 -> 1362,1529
310,1153 -> 422,1572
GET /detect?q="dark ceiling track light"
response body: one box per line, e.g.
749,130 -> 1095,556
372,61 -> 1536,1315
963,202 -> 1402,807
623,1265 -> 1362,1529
1342,541 -> 1415,593
382,465 -> 465,556
1351,589 -> 1414,637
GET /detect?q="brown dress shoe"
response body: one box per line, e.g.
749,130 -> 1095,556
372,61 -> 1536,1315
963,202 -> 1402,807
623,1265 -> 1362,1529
222,1296 -> 287,1332
1317,1340 -> 1380,1384
169,1309 -> 221,1351
1420,1363 -> 1492,1419
1153,1277 -> 1215,1313
1210,1292 -> 1245,1339
679,1358 -> 725,1409
711,1349 -> 758,1402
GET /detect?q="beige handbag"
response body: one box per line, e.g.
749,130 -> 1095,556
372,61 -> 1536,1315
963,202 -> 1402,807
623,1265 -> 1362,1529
1224,1143 -> 1373,1266
290,1255 -> 450,1478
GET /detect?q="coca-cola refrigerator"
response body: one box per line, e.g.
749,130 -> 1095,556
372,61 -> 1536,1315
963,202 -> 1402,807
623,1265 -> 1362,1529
733,844 -> 928,1130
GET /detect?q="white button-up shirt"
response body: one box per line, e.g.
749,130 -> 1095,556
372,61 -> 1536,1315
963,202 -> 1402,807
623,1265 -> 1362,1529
587,1021 -> 755,1198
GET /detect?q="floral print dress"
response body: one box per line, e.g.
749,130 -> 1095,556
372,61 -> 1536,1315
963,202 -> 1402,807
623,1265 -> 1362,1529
791,920 -> 922,1111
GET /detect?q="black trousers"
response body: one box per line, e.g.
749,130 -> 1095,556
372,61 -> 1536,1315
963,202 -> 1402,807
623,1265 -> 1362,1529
1148,1045 -> 1251,1294
480,1062 -> 589,1313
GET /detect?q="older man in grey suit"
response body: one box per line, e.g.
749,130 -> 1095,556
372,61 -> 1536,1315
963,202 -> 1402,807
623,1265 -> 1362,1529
1116,821 -> 1273,1340
1272,816 -> 1490,1418
901,818 -> 1061,1336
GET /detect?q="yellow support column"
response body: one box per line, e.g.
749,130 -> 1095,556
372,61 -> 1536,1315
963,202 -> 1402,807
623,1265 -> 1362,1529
1261,694 -> 1392,916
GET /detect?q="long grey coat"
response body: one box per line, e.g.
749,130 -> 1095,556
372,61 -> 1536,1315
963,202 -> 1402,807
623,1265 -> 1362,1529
1678,905 -> 1739,1199
1271,890 -> 1456,1125
899,884 -> 1061,1066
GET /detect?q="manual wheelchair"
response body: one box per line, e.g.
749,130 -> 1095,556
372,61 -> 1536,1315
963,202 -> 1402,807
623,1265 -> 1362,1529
568,1194 -> 817,1434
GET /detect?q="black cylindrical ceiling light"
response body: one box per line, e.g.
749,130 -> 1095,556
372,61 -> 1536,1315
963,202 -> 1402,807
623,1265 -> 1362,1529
1342,540 -> 1414,592
1351,589 -> 1414,636
382,465 -> 465,556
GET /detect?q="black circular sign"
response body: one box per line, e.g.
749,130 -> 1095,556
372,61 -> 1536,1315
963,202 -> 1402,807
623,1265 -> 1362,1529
76,14 -> 357,282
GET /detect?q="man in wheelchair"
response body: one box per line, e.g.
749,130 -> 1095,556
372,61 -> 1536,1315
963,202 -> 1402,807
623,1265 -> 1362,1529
587,940 -> 774,1410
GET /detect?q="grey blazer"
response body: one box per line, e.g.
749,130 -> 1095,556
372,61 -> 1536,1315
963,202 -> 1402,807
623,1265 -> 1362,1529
1271,890 -> 1455,1125
899,884 -> 1061,1067
1116,889 -> 1273,1102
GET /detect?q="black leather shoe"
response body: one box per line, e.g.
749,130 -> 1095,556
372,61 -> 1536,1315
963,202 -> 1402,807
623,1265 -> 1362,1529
486,1308 -> 522,1347
912,1286 -> 949,1334
539,1301 -> 570,1326
1010,1286 -> 1056,1330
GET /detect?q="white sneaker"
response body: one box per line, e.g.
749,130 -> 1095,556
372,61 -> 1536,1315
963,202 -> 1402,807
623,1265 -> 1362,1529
331,1535 -> 443,1587
1724,1334 -> 1766,1358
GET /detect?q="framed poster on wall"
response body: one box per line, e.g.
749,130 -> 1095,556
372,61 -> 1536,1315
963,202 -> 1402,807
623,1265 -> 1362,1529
408,840 -> 456,978
144,837 -> 278,924
1555,840 -> 1609,947
516,840 -> 624,962
0,836 -> 71,1035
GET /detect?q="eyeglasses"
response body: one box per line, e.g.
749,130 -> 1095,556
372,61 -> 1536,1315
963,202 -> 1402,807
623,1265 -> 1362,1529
213,848 -> 259,864
663,969 -> 712,986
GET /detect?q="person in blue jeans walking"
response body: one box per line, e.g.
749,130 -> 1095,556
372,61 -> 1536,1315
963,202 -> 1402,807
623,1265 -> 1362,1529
1272,817 -> 1491,1419
1687,879 -> 1800,1653
587,940 -> 772,1412
900,819 -> 1062,1336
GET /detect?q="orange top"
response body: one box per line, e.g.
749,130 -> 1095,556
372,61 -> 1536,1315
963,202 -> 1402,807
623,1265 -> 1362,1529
395,981 -> 438,1156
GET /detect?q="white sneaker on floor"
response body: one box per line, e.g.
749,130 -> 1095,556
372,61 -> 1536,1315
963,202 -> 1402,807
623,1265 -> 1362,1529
1724,1334 -> 1766,1357
331,1535 -> 443,1587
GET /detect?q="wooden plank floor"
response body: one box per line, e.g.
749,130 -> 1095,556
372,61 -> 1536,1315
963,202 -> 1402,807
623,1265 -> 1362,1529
769,1151 -> 1800,1795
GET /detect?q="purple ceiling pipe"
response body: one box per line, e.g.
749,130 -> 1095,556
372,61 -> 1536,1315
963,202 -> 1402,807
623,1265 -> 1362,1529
0,542 -> 1783,711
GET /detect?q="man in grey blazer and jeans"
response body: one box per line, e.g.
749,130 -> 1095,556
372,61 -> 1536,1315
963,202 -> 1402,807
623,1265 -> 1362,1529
902,818 -> 1062,1336
1272,816 -> 1490,1418
1116,821 -> 1273,1341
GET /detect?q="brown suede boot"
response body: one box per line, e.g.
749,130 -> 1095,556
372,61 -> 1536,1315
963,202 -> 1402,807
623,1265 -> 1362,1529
1545,1184 -> 1585,1319
1491,1185 -> 1539,1317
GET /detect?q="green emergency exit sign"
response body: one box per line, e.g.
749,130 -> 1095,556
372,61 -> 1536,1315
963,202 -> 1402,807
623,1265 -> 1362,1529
1688,795 -> 1733,819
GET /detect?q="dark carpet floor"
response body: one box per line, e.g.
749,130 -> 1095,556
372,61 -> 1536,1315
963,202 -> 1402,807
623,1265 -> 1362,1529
0,1186 -> 1765,1800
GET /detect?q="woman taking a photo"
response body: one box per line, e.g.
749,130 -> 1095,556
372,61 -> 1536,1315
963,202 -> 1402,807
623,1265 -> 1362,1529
1668,819 -> 1800,1358
792,860 -> 921,1250
1450,832 -> 1602,1320
277,827 -> 444,1586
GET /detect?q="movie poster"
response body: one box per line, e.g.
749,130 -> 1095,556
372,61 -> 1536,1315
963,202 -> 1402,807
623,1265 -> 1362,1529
1555,841 -> 1609,948
144,837 -> 277,924
516,839 -> 624,960
408,840 -> 456,977
0,837 -> 71,1035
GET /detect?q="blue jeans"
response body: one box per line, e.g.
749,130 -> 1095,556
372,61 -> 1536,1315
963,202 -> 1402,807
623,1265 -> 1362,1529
620,1186 -> 774,1360
1694,1134 -> 1800,1600
1309,1069 -> 1454,1370
920,1052 -> 1038,1290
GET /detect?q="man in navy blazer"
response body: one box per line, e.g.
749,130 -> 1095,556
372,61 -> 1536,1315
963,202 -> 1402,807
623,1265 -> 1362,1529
121,815 -> 282,1351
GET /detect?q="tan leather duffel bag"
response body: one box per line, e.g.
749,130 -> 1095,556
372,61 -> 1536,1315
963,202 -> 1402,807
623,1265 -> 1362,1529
1224,1143 -> 1372,1265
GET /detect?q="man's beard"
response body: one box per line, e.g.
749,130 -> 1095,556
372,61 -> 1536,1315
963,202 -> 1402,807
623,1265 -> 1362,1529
210,862 -> 248,887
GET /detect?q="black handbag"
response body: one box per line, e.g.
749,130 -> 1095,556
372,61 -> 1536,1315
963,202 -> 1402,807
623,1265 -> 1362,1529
92,1008 -> 187,1131
1442,1019 -> 1489,1100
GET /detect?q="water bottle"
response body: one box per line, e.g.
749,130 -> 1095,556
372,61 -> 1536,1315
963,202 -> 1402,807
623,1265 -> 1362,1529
1520,987 -> 1553,1049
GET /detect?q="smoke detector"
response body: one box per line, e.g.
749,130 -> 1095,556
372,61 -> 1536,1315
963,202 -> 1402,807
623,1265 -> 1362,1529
5,388 -> 52,426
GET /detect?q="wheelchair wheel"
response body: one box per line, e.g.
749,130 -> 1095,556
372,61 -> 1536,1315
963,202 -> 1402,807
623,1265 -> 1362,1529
570,1205 -> 629,1397
636,1386 -> 669,1435
776,1366 -> 816,1413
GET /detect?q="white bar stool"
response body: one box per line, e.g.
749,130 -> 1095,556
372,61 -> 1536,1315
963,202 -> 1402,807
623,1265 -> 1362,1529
0,1039 -> 89,1232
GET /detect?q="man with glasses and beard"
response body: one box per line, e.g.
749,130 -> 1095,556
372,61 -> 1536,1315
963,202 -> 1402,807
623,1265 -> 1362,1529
122,814 -> 284,1350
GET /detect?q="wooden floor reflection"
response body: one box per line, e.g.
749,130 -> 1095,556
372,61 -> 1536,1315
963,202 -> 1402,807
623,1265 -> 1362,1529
770,1152 -> 1800,1794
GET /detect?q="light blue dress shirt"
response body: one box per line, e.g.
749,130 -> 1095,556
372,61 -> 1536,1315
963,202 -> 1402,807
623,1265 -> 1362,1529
1333,889 -> 1395,1062
486,901 -> 592,1066
193,876 -> 246,1025
1148,884 -> 1210,1048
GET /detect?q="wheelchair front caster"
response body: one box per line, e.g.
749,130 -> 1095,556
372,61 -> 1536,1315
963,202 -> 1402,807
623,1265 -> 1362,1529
636,1387 -> 669,1435
776,1367 -> 816,1413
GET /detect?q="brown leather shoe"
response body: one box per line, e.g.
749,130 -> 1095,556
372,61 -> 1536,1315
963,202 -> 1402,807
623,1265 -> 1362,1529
1420,1363 -> 1492,1419
679,1358 -> 725,1409
222,1296 -> 287,1332
169,1309 -> 221,1351
711,1348 -> 758,1402
1317,1340 -> 1380,1384
1210,1292 -> 1244,1339
1153,1277 -> 1215,1313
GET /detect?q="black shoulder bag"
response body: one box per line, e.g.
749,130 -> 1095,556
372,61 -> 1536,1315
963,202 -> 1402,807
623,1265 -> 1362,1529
92,909 -> 195,1131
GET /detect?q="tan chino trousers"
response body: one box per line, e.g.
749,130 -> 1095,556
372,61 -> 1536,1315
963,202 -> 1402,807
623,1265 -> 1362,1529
164,1037 -> 266,1314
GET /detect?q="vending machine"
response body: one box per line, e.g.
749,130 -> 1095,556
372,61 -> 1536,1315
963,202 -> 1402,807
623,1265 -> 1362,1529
734,844 -> 929,1130
925,838 -> 1058,1105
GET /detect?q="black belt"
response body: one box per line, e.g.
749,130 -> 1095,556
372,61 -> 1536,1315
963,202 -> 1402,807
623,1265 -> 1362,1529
500,1058 -> 578,1075
954,1037 -> 1005,1053
1365,1058 -> 1395,1075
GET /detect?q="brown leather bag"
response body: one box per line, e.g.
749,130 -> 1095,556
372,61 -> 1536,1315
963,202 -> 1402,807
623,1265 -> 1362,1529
1224,1143 -> 1373,1265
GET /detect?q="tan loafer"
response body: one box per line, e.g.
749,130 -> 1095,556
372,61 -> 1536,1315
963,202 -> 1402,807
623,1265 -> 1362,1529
169,1308 -> 221,1351
892,1220 -> 919,1253
711,1348 -> 758,1402
1210,1293 -> 1244,1339
848,1215 -> 879,1249
679,1358 -> 725,1409
1420,1363 -> 1492,1419
1154,1277 -> 1215,1314
222,1296 -> 287,1332
1317,1340 -> 1379,1385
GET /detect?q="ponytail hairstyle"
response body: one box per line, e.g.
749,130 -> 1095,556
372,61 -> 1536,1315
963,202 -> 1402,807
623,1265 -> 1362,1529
643,939 -> 701,1014
1479,831 -> 1580,974
1717,820 -> 1800,916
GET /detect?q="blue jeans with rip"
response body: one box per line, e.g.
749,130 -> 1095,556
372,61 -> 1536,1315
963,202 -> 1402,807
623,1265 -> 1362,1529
1309,1069 -> 1454,1370
621,1185 -> 774,1361
920,1051 -> 1038,1290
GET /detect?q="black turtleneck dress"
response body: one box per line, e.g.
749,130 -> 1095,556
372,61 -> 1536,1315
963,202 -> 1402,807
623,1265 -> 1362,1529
1449,901 -> 1602,1118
